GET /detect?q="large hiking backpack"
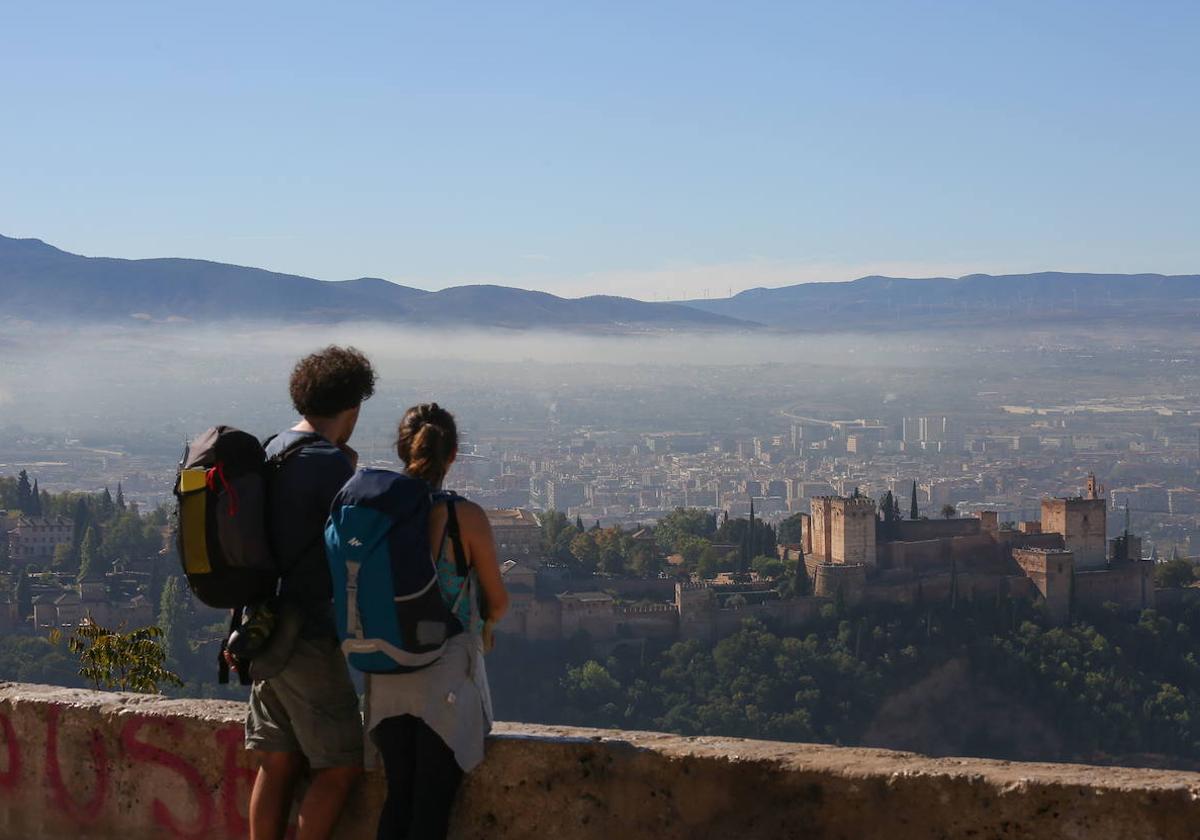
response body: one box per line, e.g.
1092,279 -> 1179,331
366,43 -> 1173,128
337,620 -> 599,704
174,426 -> 316,609
325,469 -> 468,674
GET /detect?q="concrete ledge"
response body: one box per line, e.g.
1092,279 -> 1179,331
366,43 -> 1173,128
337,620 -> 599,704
1,681 -> 1199,838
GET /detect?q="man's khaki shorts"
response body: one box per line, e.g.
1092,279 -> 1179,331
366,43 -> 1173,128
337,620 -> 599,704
245,635 -> 364,769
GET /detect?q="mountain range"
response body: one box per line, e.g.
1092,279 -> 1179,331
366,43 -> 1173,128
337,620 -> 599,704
0,235 -> 745,331
679,273 -> 1200,329
2,234 -> 1199,332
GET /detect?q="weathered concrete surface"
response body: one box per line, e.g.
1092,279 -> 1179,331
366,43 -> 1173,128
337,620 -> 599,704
2,682 -> 1200,839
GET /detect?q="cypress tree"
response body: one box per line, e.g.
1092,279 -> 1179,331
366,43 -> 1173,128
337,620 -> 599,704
910,481 -> 919,520
77,527 -> 100,583
15,471 -> 32,515
157,576 -> 188,668
70,497 -> 91,569
29,480 -> 42,517
15,569 -> 31,622
116,483 -> 126,511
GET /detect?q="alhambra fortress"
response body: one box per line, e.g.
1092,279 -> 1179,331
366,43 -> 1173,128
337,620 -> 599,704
1,478 -> 1195,839
496,475 -> 1156,646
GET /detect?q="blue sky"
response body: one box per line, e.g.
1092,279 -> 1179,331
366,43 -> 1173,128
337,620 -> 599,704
2,1 -> 1197,299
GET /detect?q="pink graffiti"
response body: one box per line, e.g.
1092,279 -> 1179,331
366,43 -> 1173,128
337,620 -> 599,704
0,702 -> 317,839
217,725 -> 256,837
45,704 -> 110,823
122,715 -> 216,839
0,713 -> 21,790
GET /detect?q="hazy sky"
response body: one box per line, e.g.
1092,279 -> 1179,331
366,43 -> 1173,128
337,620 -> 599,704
2,1 -> 1198,300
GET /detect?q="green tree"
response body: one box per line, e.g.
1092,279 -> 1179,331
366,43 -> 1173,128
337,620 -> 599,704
115,483 -> 126,511
77,526 -> 101,583
562,660 -> 623,725
696,544 -> 730,578
99,487 -> 115,520
751,554 -> 787,579
940,504 -> 957,519
777,513 -> 805,545
629,544 -> 660,578
569,531 -> 600,574
15,470 -> 33,515
29,479 -> 42,516
69,496 -> 91,568
59,618 -> 182,694
1155,557 -> 1195,589
596,527 -> 629,575
655,508 -> 716,553
157,576 -> 189,668
14,569 -> 31,623
52,542 -> 73,570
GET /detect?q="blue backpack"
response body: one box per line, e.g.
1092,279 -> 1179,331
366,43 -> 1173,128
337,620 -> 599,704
325,469 -> 468,674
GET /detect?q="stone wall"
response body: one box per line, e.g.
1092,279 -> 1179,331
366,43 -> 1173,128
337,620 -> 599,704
1075,563 -> 1156,612
4,682 -> 1200,839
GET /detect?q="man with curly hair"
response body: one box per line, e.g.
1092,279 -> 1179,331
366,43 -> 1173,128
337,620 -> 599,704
243,345 -> 376,840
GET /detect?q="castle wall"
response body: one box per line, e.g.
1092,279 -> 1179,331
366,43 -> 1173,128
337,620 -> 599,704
1075,564 -> 1155,612
812,563 -> 867,604
890,518 -> 982,542
561,577 -> 677,600
615,605 -> 679,639
522,598 -> 563,641
755,596 -> 827,629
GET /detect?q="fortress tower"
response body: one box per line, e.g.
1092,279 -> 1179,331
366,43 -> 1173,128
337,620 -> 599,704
1014,547 -> 1074,623
810,495 -> 877,567
1041,473 -> 1107,569
675,582 -> 717,643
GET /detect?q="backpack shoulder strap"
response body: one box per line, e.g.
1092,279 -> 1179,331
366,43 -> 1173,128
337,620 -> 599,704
441,494 -> 469,578
265,431 -> 322,467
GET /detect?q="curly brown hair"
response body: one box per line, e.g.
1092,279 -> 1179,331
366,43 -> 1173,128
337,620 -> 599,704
289,346 -> 377,417
396,403 -> 457,486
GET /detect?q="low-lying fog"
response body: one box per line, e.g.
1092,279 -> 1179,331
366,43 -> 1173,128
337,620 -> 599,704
0,321 -> 1191,462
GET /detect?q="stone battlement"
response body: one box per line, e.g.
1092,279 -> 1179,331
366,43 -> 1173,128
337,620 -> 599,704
2,682 -> 1200,839
617,603 -> 676,615
812,495 -> 876,509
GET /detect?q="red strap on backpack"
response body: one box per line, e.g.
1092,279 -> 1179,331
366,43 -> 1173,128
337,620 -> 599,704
205,462 -> 240,516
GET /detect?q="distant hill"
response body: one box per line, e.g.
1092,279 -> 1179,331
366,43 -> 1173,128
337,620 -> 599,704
677,273 -> 1200,329
0,235 -> 748,331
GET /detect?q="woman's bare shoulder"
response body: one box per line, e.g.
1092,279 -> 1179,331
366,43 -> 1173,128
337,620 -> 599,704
452,497 -> 488,526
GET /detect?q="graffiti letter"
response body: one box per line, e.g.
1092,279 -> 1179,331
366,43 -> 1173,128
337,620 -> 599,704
216,725 -> 256,838
122,716 -> 215,839
0,712 -> 21,790
45,704 -> 109,823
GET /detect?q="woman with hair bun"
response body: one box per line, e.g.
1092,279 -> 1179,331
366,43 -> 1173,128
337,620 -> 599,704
367,403 -> 509,840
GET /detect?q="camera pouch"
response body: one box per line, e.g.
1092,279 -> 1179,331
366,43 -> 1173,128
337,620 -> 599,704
248,601 -> 304,681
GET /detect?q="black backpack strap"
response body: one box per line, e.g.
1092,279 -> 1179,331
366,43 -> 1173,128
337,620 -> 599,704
264,431 -> 323,467
445,497 -> 469,579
